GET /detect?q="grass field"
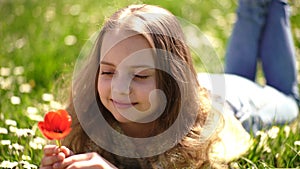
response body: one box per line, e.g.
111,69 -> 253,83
0,0 -> 300,168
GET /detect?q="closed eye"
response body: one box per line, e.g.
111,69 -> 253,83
134,74 -> 149,79
101,71 -> 114,75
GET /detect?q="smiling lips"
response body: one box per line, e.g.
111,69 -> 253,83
111,99 -> 137,109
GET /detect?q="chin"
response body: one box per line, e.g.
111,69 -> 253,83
113,113 -> 131,123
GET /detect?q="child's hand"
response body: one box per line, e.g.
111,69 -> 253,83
53,152 -> 117,169
40,145 -> 73,169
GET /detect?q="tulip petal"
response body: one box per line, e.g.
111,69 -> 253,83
38,109 -> 72,140
38,121 -> 45,131
52,113 -> 62,129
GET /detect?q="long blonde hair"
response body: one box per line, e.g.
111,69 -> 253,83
63,4 -> 222,168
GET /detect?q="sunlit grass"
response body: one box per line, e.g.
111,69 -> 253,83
0,65 -> 64,168
0,0 -> 299,168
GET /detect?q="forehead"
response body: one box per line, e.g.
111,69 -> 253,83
101,31 -> 155,67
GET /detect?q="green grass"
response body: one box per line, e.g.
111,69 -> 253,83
0,0 -> 299,168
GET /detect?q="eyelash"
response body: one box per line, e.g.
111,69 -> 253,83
100,71 -> 149,79
134,75 -> 149,79
101,71 -> 114,75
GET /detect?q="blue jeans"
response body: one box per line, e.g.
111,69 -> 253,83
224,0 -> 299,133
198,73 -> 299,134
225,0 -> 299,102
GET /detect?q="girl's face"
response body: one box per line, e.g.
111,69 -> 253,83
98,31 -> 162,124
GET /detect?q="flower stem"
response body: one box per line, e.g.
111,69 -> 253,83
56,139 -> 62,148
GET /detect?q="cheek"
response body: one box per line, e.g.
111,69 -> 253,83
97,78 -> 111,98
136,82 -> 157,103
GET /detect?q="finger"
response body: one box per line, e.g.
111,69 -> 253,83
44,145 -> 60,155
54,153 -> 92,169
64,153 -> 115,169
65,160 -> 101,169
59,146 -> 74,157
41,152 -> 65,166
39,166 -> 53,169
65,161 -> 89,169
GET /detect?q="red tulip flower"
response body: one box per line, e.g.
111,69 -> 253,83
38,109 -> 72,146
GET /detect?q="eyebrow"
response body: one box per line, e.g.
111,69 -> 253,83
100,61 -> 155,69
100,61 -> 115,67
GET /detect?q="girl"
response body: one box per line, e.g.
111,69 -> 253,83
41,4 -> 225,169
40,1 -> 298,168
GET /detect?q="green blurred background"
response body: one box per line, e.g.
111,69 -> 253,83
0,0 -> 299,167
1,0 -> 299,91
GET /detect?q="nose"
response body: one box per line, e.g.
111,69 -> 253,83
111,73 -> 131,95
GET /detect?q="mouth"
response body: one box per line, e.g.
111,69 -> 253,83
111,99 -> 137,109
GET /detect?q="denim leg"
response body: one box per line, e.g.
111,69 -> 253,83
198,73 -> 298,134
225,0 -> 271,81
259,0 -> 299,102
